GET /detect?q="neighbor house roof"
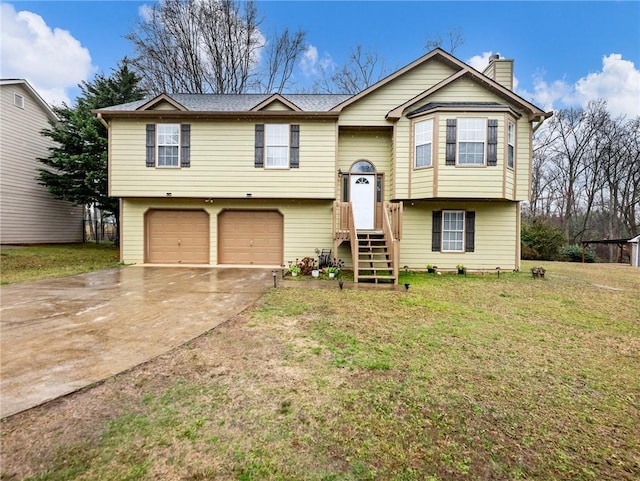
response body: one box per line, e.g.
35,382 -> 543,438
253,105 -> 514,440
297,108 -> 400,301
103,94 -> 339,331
0,79 -> 57,121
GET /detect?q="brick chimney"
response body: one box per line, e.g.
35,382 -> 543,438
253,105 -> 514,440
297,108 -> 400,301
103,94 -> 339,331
482,54 -> 514,90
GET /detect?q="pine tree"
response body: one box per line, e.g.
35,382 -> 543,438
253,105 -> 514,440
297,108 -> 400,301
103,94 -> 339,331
38,61 -> 146,242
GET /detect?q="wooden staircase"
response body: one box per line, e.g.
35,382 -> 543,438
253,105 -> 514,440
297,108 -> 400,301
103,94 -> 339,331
356,230 -> 396,283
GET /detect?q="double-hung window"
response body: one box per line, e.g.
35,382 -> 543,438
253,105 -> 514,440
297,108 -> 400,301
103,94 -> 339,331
442,210 -> 465,252
458,118 -> 486,165
265,124 -> 290,168
507,121 -> 515,169
156,124 -> 180,167
414,119 -> 433,168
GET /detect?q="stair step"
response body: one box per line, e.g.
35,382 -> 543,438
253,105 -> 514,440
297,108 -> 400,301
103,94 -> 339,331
357,275 -> 396,281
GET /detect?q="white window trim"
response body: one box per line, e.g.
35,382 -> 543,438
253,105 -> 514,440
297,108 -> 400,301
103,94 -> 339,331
507,121 -> 516,169
457,118 -> 486,166
156,123 -> 180,168
442,210 -> 465,252
14,93 -> 24,109
414,118 -> 433,168
265,124 -> 290,169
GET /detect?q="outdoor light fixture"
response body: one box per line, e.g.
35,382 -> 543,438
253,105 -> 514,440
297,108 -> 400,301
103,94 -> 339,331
337,168 -> 343,175
404,265 -> 409,272
272,270 -> 277,288
496,266 -> 501,278
338,280 -> 344,290
404,283 -> 410,291
281,264 -> 286,279
166,192 -> 172,197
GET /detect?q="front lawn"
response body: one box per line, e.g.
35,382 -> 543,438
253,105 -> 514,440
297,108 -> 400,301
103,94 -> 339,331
1,262 -> 638,480
0,243 -> 120,284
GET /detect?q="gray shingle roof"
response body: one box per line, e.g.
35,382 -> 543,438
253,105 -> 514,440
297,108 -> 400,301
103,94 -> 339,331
99,93 -> 353,112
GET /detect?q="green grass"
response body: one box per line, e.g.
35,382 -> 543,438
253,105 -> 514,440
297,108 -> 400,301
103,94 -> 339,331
0,243 -> 121,284
2,262 -> 638,480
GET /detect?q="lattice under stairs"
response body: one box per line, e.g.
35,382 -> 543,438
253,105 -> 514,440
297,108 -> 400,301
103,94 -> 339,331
355,231 -> 396,284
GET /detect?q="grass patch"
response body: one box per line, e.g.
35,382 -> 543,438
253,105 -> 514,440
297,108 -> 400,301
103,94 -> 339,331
2,262 -> 638,480
0,243 -> 120,284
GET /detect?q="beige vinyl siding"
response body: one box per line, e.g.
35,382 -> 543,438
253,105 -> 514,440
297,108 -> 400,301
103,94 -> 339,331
515,117 -> 531,200
400,201 -> 520,270
338,129 -> 392,200
338,59 -> 457,126
110,119 -> 337,199
0,84 -> 83,243
120,198 -> 333,265
394,117 -> 411,199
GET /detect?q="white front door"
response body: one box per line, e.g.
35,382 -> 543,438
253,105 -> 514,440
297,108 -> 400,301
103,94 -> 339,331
350,175 -> 375,229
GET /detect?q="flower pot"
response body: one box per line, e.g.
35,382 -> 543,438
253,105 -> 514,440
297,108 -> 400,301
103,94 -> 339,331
458,269 -> 465,275
329,272 -> 335,278
312,270 -> 319,278
291,272 -> 297,277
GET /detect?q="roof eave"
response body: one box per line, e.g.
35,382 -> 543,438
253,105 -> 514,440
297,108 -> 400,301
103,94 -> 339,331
93,110 -> 341,120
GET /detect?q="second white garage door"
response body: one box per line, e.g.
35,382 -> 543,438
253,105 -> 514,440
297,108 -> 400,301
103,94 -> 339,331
218,210 -> 283,265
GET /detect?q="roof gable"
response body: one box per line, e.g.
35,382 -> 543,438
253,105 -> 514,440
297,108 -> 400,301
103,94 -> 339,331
251,94 -> 301,112
136,93 -> 187,111
331,48 -> 549,121
0,79 -> 56,121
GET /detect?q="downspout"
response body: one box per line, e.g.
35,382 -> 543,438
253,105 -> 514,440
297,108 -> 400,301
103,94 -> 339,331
96,112 -> 109,129
532,114 -> 547,133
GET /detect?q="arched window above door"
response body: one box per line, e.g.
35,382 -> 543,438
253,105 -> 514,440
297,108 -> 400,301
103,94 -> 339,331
350,160 -> 376,173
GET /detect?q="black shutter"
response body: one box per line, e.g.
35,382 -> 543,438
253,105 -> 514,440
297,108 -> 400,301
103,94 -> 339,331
255,124 -> 264,168
146,124 -> 155,167
465,211 -> 475,252
445,119 -> 457,166
432,211 -> 442,251
180,124 -> 190,167
487,119 -> 498,166
290,124 -> 300,168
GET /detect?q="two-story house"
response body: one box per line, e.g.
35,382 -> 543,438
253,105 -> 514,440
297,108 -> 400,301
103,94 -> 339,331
0,79 -> 84,244
95,48 -> 550,283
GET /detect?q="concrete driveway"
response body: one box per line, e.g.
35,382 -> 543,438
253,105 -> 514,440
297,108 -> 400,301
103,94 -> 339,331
0,267 -> 273,418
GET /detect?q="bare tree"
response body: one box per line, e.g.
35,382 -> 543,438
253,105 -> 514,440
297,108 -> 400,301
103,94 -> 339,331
262,28 -> 307,93
312,44 -> 389,94
425,28 -> 464,54
530,100 -> 640,246
126,0 -> 306,94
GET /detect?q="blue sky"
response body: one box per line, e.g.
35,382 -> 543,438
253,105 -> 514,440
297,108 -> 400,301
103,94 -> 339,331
2,1 -> 639,116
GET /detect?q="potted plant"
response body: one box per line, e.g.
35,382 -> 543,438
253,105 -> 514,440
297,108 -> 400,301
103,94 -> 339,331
327,258 -> 344,278
426,264 -> 437,274
289,265 -> 300,277
456,264 -> 466,275
327,266 -> 339,278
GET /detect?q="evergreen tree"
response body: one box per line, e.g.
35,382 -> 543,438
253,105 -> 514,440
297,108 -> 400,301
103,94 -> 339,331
38,61 -> 146,242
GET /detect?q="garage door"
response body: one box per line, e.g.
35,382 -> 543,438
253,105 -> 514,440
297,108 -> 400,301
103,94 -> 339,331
146,210 -> 209,264
218,210 -> 283,265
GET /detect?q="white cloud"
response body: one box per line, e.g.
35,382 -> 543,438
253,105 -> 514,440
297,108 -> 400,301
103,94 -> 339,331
519,54 -> 640,118
467,51 -> 495,72
574,54 -> 640,118
299,44 -> 335,77
0,2 -> 95,105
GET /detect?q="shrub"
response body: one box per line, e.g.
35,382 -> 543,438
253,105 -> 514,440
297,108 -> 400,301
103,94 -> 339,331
560,244 -> 597,263
521,219 -> 566,260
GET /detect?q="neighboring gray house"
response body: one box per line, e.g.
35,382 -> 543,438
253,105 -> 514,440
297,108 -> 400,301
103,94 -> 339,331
0,79 -> 83,244
629,235 -> 639,268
